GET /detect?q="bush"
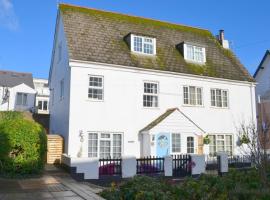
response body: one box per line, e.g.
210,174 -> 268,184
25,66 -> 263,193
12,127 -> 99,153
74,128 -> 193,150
101,169 -> 270,200
0,119 -> 47,177
0,111 -> 23,121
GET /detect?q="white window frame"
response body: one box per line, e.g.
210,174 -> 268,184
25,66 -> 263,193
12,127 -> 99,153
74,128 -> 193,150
187,136 -> 195,154
184,43 -> 206,63
183,85 -> 203,106
210,88 -> 229,108
208,134 -> 233,156
16,92 -> 28,106
38,100 -> 49,111
131,34 -> 156,55
143,81 -> 159,108
88,132 -> 123,159
171,133 -> 181,154
88,75 -> 104,101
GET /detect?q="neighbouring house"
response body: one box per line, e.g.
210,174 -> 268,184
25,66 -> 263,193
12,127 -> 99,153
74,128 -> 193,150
0,70 -> 36,112
34,78 -> 50,114
254,50 -> 270,152
49,4 -> 256,159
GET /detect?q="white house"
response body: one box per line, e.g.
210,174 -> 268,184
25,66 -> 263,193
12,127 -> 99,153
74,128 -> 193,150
254,50 -> 270,152
0,70 -> 36,112
254,50 -> 270,101
49,4 -> 256,159
33,78 -> 50,114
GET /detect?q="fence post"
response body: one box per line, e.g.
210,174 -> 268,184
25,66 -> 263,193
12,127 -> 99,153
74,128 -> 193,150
122,156 -> 136,178
217,152 -> 228,176
191,154 -> 206,177
164,155 -> 173,176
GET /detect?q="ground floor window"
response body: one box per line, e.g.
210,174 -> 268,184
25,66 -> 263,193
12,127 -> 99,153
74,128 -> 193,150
16,93 -> 27,106
187,136 -> 194,153
88,132 -> 122,158
209,134 -> 233,156
38,100 -> 48,111
171,133 -> 181,153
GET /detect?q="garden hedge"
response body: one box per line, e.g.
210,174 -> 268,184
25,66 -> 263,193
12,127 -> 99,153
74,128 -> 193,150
0,118 -> 47,177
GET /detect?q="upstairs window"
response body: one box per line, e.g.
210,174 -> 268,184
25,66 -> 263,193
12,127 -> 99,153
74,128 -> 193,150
143,82 -> 158,107
211,89 -> 228,108
184,44 -> 206,63
131,34 -> 156,55
88,75 -> 103,100
16,93 -> 27,106
183,86 -> 203,106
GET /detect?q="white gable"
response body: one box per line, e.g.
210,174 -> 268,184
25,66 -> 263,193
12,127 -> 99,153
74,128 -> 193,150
149,109 -> 204,136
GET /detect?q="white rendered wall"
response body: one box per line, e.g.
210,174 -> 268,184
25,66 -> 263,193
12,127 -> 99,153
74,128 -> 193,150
66,61 -> 256,158
255,55 -> 270,100
49,14 -> 71,154
0,84 -> 36,111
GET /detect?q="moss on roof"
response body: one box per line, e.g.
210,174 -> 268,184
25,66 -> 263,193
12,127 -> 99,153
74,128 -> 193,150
59,3 -> 254,82
59,4 -> 213,38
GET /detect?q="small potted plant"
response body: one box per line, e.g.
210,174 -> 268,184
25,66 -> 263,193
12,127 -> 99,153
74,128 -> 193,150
203,135 -> 211,145
240,135 -> 250,144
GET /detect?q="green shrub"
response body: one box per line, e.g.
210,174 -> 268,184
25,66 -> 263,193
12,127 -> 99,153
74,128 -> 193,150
0,111 -> 23,121
101,169 -> 270,200
0,119 -> 47,177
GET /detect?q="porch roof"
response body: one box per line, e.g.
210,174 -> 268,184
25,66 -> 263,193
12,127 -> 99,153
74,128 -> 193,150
140,108 -> 205,133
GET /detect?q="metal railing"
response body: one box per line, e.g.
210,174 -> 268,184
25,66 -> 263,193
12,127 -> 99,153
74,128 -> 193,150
136,156 -> 164,175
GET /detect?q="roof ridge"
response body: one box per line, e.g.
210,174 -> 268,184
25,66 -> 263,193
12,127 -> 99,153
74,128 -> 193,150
59,3 -> 210,33
0,69 -> 32,75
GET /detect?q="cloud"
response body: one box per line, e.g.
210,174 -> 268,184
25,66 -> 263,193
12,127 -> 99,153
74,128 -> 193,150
0,0 -> 19,31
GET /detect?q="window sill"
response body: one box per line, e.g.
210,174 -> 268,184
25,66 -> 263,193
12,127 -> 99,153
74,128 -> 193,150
182,104 -> 204,108
131,51 -> 156,57
210,106 -> 229,109
86,98 -> 104,102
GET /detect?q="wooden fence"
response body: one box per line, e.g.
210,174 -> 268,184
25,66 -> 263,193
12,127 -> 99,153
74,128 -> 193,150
47,135 -> 63,164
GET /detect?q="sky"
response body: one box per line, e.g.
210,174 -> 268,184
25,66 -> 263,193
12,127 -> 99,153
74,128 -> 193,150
0,0 -> 269,79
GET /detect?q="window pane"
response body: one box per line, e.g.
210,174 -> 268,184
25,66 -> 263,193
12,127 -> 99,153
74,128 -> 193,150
38,101 -> 42,109
100,140 -> 111,159
172,133 -> 181,153
187,137 -> 194,153
194,47 -> 203,62
186,45 -> 194,60
143,82 -> 158,107
113,134 -> 122,158
197,88 -> 202,105
222,91 -> 228,107
88,133 -> 98,158
134,36 -> 142,52
183,87 -> 189,104
43,101 -> 48,110
16,93 -> 22,105
189,86 -> 196,105
211,89 -> 216,106
216,89 -> 222,107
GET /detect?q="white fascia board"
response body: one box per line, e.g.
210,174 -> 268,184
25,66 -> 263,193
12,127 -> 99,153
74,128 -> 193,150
69,59 -> 256,87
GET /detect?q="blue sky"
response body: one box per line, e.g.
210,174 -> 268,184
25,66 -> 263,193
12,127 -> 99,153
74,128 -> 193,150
0,0 -> 269,79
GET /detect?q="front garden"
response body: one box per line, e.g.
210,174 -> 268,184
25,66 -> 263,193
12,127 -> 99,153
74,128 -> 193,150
0,111 -> 47,177
101,168 -> 270,200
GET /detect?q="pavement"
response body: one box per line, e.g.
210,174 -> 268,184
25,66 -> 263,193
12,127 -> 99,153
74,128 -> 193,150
0,165 -> 106,200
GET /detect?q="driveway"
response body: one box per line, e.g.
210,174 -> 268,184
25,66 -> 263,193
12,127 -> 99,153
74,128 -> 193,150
0,165 -> 105,200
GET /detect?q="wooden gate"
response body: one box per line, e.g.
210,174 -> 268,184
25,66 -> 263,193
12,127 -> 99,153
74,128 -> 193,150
172,154 -> 191,177
47,135 -> 63,164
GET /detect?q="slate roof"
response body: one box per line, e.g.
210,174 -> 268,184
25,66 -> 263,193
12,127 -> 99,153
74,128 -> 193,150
0,70 -> 34,89
140,108 -> 205,132
59,4 -> 254,82
253,50 -> 270,78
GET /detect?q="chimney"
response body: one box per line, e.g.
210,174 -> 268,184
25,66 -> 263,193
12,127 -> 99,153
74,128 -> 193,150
217,29 -> 229,49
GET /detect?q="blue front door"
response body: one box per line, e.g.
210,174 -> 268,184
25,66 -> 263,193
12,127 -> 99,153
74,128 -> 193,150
156,132 -> 170,157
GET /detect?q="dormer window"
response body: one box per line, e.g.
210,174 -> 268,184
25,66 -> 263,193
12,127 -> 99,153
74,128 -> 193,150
131,34 -> 156,55
184,44 -> 206,63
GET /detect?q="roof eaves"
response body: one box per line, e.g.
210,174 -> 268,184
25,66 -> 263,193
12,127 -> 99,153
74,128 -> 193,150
254,50 -> 270,78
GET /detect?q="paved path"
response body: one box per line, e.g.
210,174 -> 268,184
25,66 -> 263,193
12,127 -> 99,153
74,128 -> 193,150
0,165 -> 105,200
